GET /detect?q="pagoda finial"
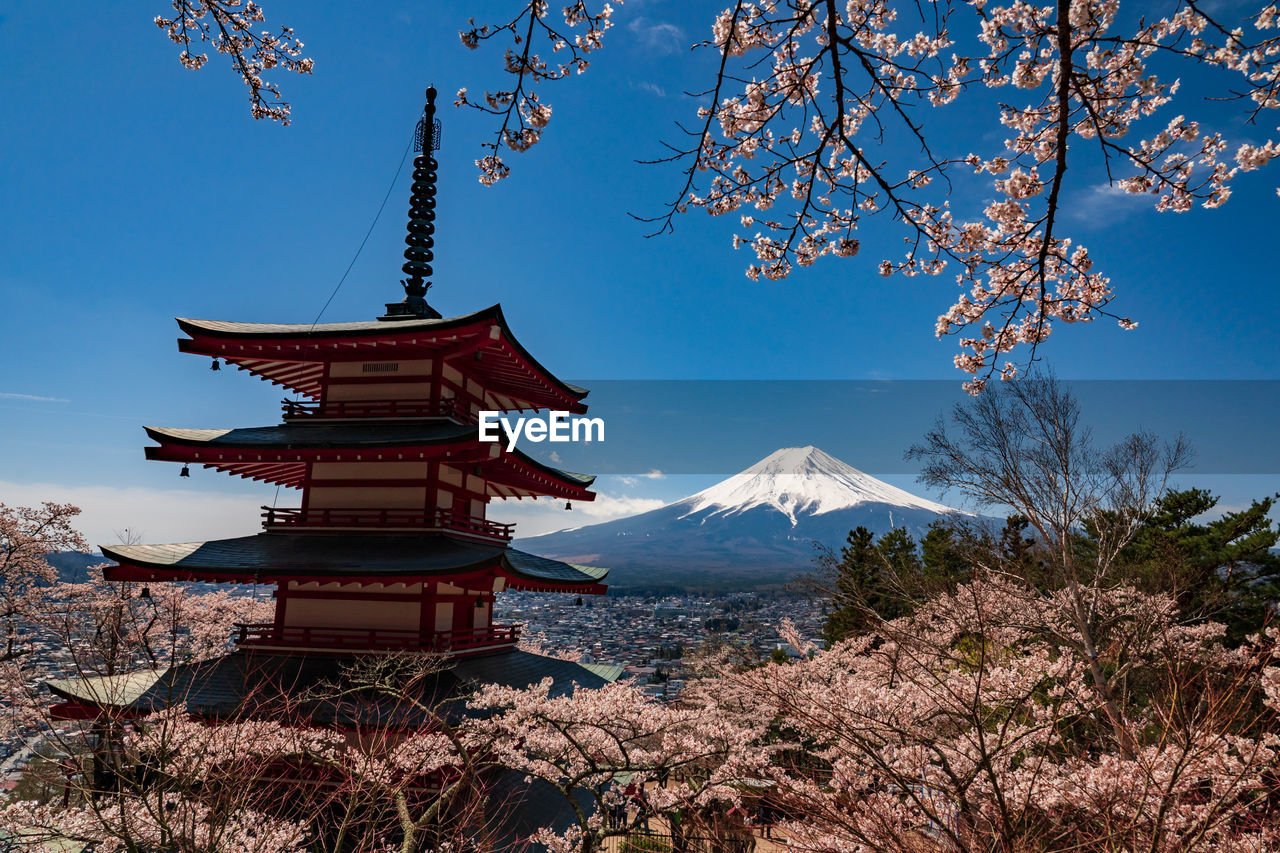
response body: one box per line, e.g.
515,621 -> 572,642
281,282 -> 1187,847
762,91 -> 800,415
381,86 -> 443,321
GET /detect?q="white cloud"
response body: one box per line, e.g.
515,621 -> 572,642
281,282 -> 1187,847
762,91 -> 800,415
1066,181 -> 1148,226
0,480 -> 272,550
627,17 -> 684,54
632,80 -> 666,97
0,392 -> 70,403
492,493 -> 666,538
0,478 -> 668,553
609,469 -> 664,488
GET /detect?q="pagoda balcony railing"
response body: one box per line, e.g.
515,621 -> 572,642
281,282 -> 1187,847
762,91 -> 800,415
233,623 -> 521,655
261,506 -> 514,541
281,398 -> 475,423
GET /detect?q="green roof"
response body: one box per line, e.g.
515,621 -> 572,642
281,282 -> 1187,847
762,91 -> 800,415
101,533 -> 608,587
46,650 -> 616,726
46,670 -> 165,707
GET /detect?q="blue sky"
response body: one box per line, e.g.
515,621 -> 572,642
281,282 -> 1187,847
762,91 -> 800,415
0,1 -> 1276,546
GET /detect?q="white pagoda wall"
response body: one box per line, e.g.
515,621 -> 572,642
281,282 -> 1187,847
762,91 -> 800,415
277,580 -> 497,635
284,598 -> 420,631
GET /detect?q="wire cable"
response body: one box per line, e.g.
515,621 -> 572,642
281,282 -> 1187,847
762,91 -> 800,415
308,139 -> 414,330
268,139 -> 414,514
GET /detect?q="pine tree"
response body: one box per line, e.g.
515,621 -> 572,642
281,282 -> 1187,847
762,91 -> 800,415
822,527 -> 922,644
1117,488 -> 1279,642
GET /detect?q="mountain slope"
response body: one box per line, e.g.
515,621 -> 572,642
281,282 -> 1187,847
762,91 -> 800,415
516,446 -> 965,591
45,551 -> 111,583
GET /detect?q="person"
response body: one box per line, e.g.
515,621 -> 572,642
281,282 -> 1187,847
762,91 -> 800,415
669,807 -> 688,853
608,795 -> 628,829
627,782 -> 651,832
756,799 -> 777,839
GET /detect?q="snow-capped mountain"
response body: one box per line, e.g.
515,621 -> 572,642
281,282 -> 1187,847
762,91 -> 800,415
515,446 -> 965,591
680,445 -> 956,525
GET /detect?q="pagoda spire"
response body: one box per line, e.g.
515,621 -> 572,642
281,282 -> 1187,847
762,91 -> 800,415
381,86 -> 443,321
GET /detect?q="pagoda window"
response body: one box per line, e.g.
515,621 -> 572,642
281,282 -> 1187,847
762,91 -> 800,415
473,599 -> 490,629
434,601 -> 454,633
328,360 -> 434,378
279,582 -> 425,633
435,487 -> 453,511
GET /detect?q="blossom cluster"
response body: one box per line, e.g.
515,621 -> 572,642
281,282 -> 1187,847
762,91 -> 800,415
154,0 -> 313,124
663,0 -> 1280,390
702,577 -> 1280,851
457,1 -> 618,185
5,503 -> 1278,851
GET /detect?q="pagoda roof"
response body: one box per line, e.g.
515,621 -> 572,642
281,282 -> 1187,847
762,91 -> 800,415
100,533 -> 608,591
176,305 -> 588,410
47,648 -> 618,728
143,422 -> 595,497
146,421 -> 476,449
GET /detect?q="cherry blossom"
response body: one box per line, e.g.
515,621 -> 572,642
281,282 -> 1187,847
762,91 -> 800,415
154,2 -> 1279,386
5,499 -> 1280,850
700,577 -> 1280,852
154,0 -> 313,124
456,1 -> 618,186
649,0 -> 1280,390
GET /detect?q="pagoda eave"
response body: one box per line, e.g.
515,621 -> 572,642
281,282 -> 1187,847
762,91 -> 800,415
99,534 -> 609,591
142,427 -> 597,499
101,562 -> 606,595
177,306 -> 588,412
46,650 -> 621,729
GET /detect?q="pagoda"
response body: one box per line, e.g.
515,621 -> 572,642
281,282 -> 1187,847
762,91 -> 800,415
50,88 -> 617,725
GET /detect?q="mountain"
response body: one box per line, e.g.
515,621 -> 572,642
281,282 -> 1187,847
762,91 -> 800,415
515,446 -> 966,591
45,551 -> 112,582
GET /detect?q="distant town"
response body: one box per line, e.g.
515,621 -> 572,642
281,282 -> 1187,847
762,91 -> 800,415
496,589 -> 827,700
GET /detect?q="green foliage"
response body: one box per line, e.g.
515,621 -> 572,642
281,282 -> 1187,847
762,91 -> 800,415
1112,488 -> 1279,643
620,834 -> 672,853
820,487 -> 1279,647
656,643 -> 685,660
821,526 -> 922,644
703,615 -> 741,633
921,519 -> 973,589
10,752 -> 76,806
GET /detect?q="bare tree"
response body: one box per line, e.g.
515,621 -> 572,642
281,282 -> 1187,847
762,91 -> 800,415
907,374 -> 1192,754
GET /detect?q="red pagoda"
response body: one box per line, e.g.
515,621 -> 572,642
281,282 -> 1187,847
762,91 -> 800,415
51,88 -> 617,722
